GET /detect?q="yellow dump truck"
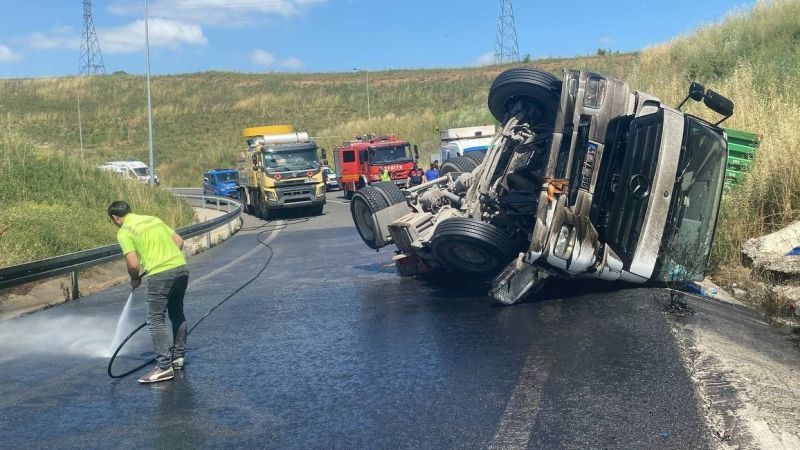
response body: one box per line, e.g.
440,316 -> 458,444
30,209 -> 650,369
238,125 -> 326,219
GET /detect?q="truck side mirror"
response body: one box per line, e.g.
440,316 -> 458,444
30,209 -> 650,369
320,148 -> 327,160
704,89 -> 734,124
413,145 -> 419,161
677,81 -> 706,110
203,177 -> 209,183
689,82 -> 706,101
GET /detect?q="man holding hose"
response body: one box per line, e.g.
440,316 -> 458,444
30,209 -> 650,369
108,201 -> 189,384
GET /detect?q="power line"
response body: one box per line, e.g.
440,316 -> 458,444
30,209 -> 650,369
495,0 -> 520,64
79,0 -> 105,75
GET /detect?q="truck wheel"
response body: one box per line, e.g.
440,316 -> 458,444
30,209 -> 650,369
462,150 -> 486,166
309,204 -> 324,216
254,192 -> 270,220
440,155 -> 478,176
488,67 -> 561,126
350,186 -> 390,249
240,189 -> 254,215
372,181 -> 406,206
430,217 -> 515,275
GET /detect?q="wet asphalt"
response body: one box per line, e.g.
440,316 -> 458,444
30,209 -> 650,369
0,191 -> 713,449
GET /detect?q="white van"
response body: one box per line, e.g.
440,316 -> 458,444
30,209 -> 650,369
99,161 -> 159,185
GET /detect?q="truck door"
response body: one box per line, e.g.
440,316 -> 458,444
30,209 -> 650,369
359,149 -> 370,182
203,172 -> 212,195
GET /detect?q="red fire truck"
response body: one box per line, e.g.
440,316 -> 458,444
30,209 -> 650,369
333,134 -> 419,199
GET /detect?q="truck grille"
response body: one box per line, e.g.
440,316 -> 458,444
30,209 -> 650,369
605,111 -> 664,265
281,188 -> 312,203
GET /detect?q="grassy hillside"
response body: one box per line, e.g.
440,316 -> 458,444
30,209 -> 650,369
0,53 -> 638,188
0,0 -> 797,282
0,131 -> 195,267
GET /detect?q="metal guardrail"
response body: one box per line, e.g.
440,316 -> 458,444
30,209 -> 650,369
0,194 -> 242,296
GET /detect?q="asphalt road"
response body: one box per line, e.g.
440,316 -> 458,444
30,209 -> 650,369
0,190 -> 724,448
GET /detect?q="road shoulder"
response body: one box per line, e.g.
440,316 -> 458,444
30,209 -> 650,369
666,294 -> 800,449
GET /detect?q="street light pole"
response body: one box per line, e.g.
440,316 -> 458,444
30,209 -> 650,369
354,68 -> 370,122
145,0 -> 156,186
366,70 -> 370,122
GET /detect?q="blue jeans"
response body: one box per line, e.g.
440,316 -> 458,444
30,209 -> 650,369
146,266 -> 189,369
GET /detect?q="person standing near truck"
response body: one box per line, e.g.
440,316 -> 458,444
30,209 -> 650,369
379,167 -> 391,182
108,201 -> 189,384
425,162 -> 440,181
406,162 -> 426,187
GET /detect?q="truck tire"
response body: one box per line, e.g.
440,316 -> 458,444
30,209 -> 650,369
309,204 -> 324,216
462,150 -> 486,166
241,189 -> 254,215
350,186 -> 391,249
440,155 -> 478,176
430,217 -> 515,275
372,181 -> 406,206
255,192 -> 271,220
488,67 -> 561,126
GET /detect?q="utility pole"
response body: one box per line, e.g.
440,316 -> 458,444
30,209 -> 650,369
353,68 -> 371,122
145,0 -> 156,186
78,98 -> 84,161
495,0 -> 520,64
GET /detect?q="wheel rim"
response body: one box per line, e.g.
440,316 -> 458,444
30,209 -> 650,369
438,240 -> 498,273
353,198 -> 376,242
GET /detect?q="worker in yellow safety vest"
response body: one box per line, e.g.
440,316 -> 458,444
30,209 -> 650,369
108,200 -> 189,385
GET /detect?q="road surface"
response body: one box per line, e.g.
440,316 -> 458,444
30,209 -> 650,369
0,190 -> 797,449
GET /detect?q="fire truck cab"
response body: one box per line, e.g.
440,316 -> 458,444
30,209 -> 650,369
333,135 -> 419,199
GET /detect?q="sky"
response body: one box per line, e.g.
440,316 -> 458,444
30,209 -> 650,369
0,0 -> 756,78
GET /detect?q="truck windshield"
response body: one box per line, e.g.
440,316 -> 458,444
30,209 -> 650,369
370,145 -> 411,164
132,167 -> 149,177
264,148 -> 319,172
660,118 -> 727,280
215,172 -> 238,182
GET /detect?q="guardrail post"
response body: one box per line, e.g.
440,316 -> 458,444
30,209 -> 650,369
70,271 -> 80,300
216,199 -> 221,211
206,231 -> 212,248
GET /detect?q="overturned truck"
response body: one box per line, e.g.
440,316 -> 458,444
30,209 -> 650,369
349,67 -> 734,304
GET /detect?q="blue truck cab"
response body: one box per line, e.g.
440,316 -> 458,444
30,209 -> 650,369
203,168 -> 240,199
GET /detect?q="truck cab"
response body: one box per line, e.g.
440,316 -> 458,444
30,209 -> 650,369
334,135 -> 418,199
347,67 -> 734,305
203,169 -> 240,199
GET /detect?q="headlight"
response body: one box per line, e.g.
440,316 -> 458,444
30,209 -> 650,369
266,190 -> 277,201
583,76 -> 606,109
316,184 -> 325,196
553,225 -> 576,259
